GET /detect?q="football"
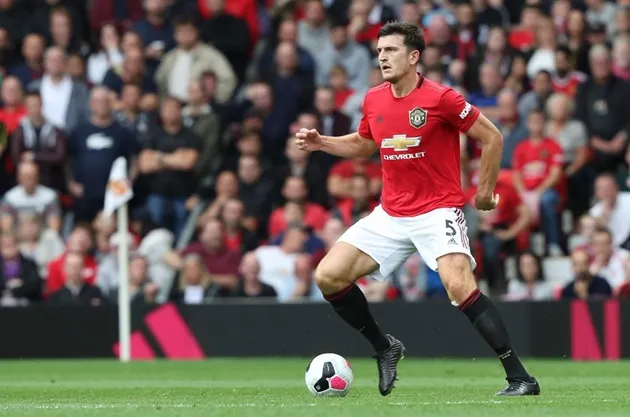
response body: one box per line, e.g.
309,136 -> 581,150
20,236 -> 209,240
304,353 -> 353,397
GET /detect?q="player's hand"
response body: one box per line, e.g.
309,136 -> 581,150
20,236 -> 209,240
295,128 -> 323,152
475,192 -> 500,211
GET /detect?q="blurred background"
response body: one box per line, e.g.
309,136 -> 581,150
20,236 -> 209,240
0,0 -> 629,312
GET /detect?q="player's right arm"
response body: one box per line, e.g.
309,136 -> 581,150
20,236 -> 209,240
296,92 -> 377,158
296,130 -> 378,158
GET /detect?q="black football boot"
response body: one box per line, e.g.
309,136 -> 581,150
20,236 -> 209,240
495,377 -> 541,396
372,334 -> 406,396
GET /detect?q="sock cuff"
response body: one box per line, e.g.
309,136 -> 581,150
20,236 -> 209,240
323,284 -> 357,302
458,288 -> 482,312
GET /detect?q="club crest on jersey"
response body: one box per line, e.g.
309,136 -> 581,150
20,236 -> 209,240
408,107 -> 427,129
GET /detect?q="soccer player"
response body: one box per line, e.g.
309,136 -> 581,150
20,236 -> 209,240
296,22 -> 540,397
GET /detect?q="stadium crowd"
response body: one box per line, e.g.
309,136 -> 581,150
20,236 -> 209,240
1,0 -> 630,307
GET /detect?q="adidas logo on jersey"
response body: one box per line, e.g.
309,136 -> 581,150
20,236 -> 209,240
447,238 -> 458,245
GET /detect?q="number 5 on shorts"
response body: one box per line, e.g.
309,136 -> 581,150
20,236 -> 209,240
445,220 -> 456,237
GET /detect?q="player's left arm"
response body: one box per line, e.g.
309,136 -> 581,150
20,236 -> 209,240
465,114 -> 504,200
440,89 -> 503,202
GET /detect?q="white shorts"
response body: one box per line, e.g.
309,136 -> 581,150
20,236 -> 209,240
337,205 -> 476,280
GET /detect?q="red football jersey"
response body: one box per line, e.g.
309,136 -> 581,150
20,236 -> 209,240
552,71 -> 586,97
512,138 -> 564,191
358,77 -> 479,217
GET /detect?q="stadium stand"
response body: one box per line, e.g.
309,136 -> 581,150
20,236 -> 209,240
0,0 -> 630,307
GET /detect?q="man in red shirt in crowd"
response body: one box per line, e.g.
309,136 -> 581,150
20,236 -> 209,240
552,46 -> 586,97
296,22 -> 539,396
469,172 -> 532,289
513,109 -> 566,256
328,156 -> 381,203
0,76 -> 27,133
268,176 -> 328,238
46,224 -> 97,297
331,174 -> 378,227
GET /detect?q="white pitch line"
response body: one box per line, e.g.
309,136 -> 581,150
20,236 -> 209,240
0,399 -> 622,410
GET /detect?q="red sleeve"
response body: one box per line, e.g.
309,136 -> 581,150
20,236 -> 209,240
439,88 -> 480,132
358,96 -> 373,140
181,242 -> 202,256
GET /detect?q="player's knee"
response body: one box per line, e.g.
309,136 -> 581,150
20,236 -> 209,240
438,254 -> 477,303
314,262 -> 349,294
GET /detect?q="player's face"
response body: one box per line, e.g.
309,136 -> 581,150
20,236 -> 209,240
377,35 -> 418,83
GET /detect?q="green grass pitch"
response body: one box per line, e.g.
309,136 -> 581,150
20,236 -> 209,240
0,359 -> 629,416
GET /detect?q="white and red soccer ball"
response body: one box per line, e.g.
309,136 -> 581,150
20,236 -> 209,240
305,353 -> 353,397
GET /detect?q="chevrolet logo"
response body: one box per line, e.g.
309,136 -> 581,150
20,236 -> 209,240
381,135 -> 421,151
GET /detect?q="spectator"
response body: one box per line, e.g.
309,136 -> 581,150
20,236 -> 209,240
570,214 -> 598,254
109,255 -> 158,306
102,47 -> 157,100
10,91 -> 66,192
0,76 -> 27,133
526,18 -> 557,80
68,87 -> 139,223
155,15 -> 237,104
196,170 -> 239,225
566,9 -> 590,74
503,53 -> 528,96
575,44 -> 630,173
331,174 -> 378,227
47,6 -> 89,58
328,156 -> 382,202
316,21 -> 371,91
612,34 -> 630,81
545,93 -> 591,218
268,202 -> 326,256
474,173 -> 532,290
503,251 -> 553,301
518,70 -> 553,121
49,252 -> 104,305
311,216 -> 346,267
131,0 -> 175,65
589,227 -> 630,289
425,15 -> 458,65
220,198 -> 259,253
562,248 -> 613,299
87,23 -> 124,85
586,0 -> 617,37
0,161 -> 61,232
552,46 -> 587,97
0,232 -> 42,306
166,218 -> 241,294
329,65 -> 355,111
112,84 -> 158,145
221,131 -> 270,173
298,0 -> 330,63
27,46 -> 89,134
95,231 -> 136,297
199,0 -> 250,83
268,176 -> 328,238
139,97 -> 200,237
230,251 -> 277,298
255,224 -> 312,302
134,216 -> 175,303
466,27 -> 511,93
66,53 -> 86,84
182,79 -> 221,175
237,155 -> 275,235
17,212 -> 64,277
8,33 -> 46,88
314,86 -> 351,138
276,136 -> 328,207
173,253 -> 216,304
512,109 -> 565,256
589,173 -> 630,250
0,0 -> 28,49
45,224 -> 98,297
494,89 -> 529,169
467,63 -> 502,119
